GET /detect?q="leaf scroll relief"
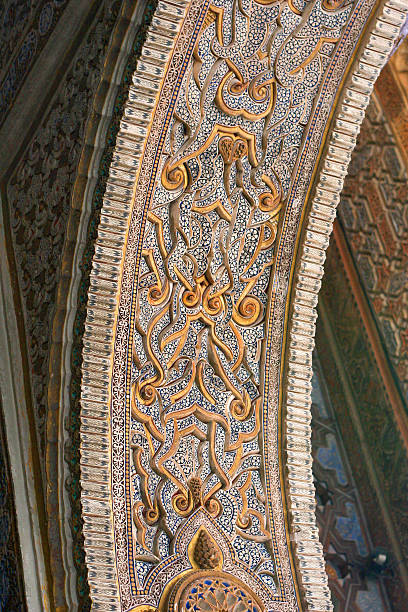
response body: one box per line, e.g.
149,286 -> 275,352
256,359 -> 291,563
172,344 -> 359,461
129,0 -> 352,591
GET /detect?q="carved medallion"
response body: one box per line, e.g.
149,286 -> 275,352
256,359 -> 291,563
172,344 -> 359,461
169,572 -> 264,612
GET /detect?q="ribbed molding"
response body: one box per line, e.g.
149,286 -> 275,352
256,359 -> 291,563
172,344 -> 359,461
284,2 -> 408,611
80,1 -> 189,609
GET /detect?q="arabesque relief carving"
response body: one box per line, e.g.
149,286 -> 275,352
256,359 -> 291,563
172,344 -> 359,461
80,0 -> 408,608
129,0 -> 351,596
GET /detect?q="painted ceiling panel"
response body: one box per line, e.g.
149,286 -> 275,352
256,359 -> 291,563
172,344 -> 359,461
316,233 -> 408,610
312,356 -> 391,612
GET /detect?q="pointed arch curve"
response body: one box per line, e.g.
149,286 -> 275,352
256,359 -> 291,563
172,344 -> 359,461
79,1 -> 408,610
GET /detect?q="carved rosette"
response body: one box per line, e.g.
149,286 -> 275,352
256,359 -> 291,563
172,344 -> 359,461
170,573 -> 264,612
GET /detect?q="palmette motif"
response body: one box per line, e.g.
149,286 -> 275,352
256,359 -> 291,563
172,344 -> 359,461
129,0 -> 352,594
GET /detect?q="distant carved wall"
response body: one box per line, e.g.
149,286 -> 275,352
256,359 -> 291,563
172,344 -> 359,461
339,94 -> 408,403
2,1 -> 133,607
6,0 -> 122,462
0,0 -> 70,126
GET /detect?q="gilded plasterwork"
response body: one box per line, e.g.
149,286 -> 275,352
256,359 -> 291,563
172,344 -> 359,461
80,0 -> 408,609
129,0 -> 350,601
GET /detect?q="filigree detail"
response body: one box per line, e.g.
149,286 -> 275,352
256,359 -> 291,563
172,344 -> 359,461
129,0 -> 353,594
79,0 -> 408,606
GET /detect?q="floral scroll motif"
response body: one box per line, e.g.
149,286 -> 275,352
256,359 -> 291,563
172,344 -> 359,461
129,0 -> 352,595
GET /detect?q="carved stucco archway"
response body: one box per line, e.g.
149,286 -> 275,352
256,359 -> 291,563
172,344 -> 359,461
79,1 -> 408,610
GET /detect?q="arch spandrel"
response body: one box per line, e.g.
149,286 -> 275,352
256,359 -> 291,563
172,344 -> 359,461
80,1 -> 408,610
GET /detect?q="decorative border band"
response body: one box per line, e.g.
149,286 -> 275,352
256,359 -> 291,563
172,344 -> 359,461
80,2 -> 189,608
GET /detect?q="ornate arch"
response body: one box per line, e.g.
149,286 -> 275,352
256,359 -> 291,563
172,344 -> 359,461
80,1 -> 408,610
